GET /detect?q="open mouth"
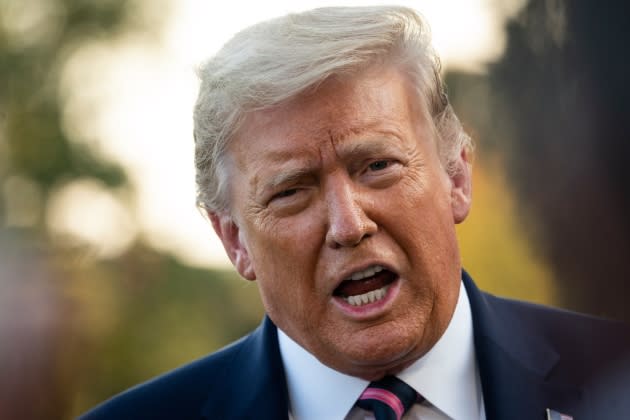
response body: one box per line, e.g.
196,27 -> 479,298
333,265 -> 398,307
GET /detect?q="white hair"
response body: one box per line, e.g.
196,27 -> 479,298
194,6 -> 472,212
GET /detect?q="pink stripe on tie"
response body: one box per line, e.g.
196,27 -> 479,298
359,387 -> 404,420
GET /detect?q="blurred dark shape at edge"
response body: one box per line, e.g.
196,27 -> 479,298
0,230 -> 80,420
462,0 -> 630,322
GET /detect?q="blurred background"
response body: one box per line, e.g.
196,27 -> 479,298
1,0 -> 629,418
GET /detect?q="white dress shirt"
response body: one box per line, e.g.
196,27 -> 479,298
278,281 -> 486,420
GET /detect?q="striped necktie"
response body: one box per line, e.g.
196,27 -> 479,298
356,376 -> 422,420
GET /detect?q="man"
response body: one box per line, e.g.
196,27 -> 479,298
81,6 -> 630,420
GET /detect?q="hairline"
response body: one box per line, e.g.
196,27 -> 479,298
194,6 -> 472,215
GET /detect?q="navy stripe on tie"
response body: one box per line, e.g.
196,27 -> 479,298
356,376 -> 421,420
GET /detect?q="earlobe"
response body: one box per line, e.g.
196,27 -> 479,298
449,148 -> 473,224
208,211 -> 256,281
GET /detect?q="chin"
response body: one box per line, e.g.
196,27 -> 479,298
324,328 -> 427,379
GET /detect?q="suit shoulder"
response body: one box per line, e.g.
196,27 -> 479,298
78,334 -> 252,420
483,292 -> 630,356
485,292 -> 629,328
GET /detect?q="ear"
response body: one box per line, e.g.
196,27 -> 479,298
208,211 -> 256,281
449,148 -> 473,224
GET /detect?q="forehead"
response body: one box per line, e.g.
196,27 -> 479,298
229,66 -> 426,163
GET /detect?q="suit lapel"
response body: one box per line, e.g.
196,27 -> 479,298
463,272 -> 584,419
200,317 -> 289,420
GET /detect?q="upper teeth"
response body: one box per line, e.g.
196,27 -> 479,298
348,265 -> 384,281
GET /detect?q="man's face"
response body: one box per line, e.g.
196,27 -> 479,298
211,65 -> 472,380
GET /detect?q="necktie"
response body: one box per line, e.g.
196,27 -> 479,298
356,376 -> 422,420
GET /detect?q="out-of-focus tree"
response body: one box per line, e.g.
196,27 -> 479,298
457,159 -> 554,305
0,0 -> 135,416
445,70 -> 556,307
0,2 -> 266,417
0,1 -> 266,416
0,0 -> 254,420
1,1 -> 132,223
462,0 -> 630,322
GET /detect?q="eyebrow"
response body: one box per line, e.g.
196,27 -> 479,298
264,166 -> 317,192
248,159 -> 323,205
335,137 -> 397,159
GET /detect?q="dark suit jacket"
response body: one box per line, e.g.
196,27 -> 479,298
79,271 -> 630,419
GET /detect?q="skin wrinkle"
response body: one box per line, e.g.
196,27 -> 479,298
211,64 -> 471,380
247,131 -> 416,218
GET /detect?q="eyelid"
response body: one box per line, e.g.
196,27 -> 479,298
267,185 -> 309,206
272,187 -> 298,200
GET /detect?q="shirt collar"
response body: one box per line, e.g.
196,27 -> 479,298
278,326 -> 367,419
398,280 -> 484,419
277,280 -> 483,420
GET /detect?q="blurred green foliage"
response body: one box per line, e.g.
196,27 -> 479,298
0,1 -> 264,419
457,158 -> 554,304
1,0 -> 128,206
68,246 -> 264,413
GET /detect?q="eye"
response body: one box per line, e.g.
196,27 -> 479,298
368,160 -> 391,171
359,158 -> 403,188
266,187 -> 312,215
273,188 -> 298,200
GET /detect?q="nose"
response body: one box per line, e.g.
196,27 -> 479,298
325,176 -> 377,249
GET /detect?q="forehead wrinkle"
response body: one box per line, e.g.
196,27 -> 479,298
239,107 -> 410,197
328,114 -> 406,140
329,124 -> 409,158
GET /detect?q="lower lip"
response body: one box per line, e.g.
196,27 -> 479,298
332,277 -> 401,319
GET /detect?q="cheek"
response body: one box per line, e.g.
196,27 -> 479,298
258,214 -> 324,265
247,205 -> 319,258
247,211 -> 327,302
387,175 -> 447,230
386,173 -> 458,264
